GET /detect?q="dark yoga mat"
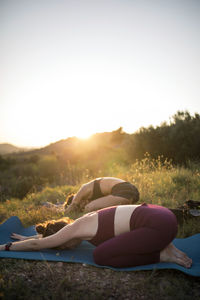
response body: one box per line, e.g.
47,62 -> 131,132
0,216 -> 199,276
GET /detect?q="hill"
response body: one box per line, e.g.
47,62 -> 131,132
24,128 -> 128,158
1,110 -> 200,164
0,143 -> 27,155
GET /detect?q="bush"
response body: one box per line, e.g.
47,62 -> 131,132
11,177 -> 35,199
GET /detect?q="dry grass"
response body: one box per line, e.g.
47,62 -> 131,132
0,157 -> 200,299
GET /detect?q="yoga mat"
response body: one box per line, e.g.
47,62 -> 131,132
0,216 -> 200,277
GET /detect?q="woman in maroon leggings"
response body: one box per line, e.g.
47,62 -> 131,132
0,204 -> 192,269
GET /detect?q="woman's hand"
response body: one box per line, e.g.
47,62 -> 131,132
10,233 -> 27,241
0,245 -> 6,251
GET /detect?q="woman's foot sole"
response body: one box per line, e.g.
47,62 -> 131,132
160,243 -> 192,268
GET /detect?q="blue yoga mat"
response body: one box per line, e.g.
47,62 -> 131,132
0,216 -> 200,277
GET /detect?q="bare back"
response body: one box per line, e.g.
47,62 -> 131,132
99,177 -> 125,195
114,205 -> 139,236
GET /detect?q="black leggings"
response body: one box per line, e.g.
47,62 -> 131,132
93,204 -> 178,268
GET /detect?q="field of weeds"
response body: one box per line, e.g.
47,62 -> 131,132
0,157 -> 200,299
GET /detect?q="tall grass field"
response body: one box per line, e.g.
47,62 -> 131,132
0,155 -> 200,299
1,155 -> 200,236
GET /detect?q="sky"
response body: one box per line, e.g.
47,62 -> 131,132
0,0 -> 200,148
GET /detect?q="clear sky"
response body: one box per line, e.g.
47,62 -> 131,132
1,0 -> 200,148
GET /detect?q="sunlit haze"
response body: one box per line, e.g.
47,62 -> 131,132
1,0 -> 200,147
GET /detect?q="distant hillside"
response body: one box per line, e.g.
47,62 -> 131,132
34,137 -> 80,155
2,111 -> 199,164
27,130 -> 126,156
0,143 -> 26,155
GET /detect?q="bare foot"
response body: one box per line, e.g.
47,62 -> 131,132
160,243 -> 192,268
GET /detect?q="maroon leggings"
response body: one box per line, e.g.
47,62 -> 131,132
93,204 -> 178,268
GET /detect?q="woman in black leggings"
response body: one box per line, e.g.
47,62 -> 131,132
0,204 -> 192,269
64,177 -> 139,213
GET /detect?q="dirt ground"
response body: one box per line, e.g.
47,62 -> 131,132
0,258 -> 200,300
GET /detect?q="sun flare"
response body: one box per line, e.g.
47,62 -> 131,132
1,0 -> 199,148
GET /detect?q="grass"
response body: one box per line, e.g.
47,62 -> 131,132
0,157 -> 200,299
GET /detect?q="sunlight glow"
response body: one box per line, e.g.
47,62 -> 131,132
1,0 -> 199,147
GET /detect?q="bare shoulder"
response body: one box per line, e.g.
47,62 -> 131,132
76,211 -> 98,225
73,211 -> 98,239
82,180 -> 94,192
78,181 -> 94,199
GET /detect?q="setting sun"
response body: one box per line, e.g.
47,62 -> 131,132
1,0 -> 199,148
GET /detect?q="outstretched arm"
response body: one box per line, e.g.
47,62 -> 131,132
65,182 -> 92,212
0,218 -> 84,251
11,233 -> 43,241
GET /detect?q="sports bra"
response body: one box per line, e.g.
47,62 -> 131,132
90,178 -> 104,200
89,206 -> 116,246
